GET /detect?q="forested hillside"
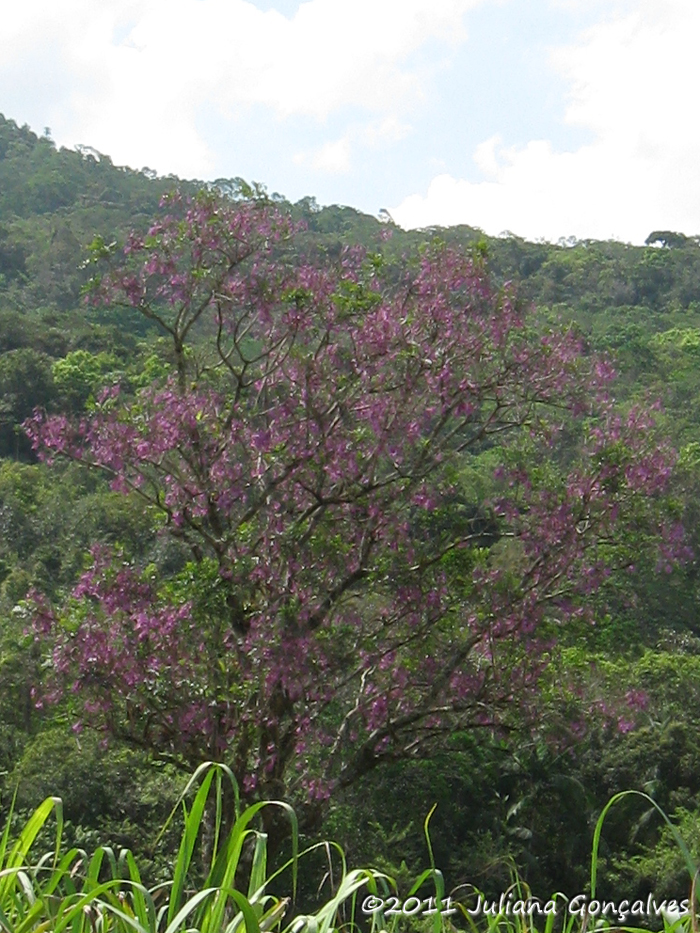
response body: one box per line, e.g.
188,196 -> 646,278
3,112 -> 700,906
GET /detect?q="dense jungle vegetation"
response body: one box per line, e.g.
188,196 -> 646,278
3,111 -> 700,912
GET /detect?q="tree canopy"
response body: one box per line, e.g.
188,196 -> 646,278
3,110 -> 700,897
26,191 -> 685,811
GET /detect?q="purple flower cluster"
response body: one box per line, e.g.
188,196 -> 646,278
25,190 -> 687,800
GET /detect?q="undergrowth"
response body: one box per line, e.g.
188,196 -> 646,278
0,766 -> 697,933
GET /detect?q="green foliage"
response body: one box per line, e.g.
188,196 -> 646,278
52,349 -> 121,410
0,762 -> 409,933
0,348 -> 54,458
0,769 -> 699,932
0,460 -> 157,608
4,106 -> 700,909
9,730 -> 179,835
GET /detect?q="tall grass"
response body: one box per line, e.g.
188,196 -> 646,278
0,762 -> 418,933
0,768 -> 696,933
455,791 -> 698,933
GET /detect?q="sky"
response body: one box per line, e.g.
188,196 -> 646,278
1,0 -> 698,243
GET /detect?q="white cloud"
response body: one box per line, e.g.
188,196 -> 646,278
392,0 -> 700,243
208,0 -> 477,119
362,116 -> 412,147
472,135 -> 502,180
295,116 -> 411,175
0,0 -> 480,178
296,135 -> 353,174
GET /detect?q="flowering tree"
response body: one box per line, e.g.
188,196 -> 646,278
27,191 -> 684,807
